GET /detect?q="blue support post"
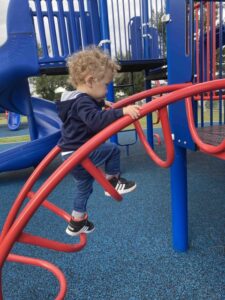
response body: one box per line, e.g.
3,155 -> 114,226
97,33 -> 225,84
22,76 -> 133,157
210,2 -> 213,125
129,16 -> 142,60
33,0 -> 49,59
99,0 -> 117,144
78,0 -> 89,47
166,0 -> 194,251
142,0 -> 150,59
142,0 -> 153,147
87,0 -> 101,45
57,0 -> 69,57
67,0 -> 81,52
170,145 -> 188,251
46,0 -> 59,57
145,74 -> 154,147
199,1 -> 204,126
219,1 -> 223,124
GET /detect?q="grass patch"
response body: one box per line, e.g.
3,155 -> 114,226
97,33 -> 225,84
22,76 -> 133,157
0,114 -> 29,144
0,135 -> 30,144
0,114 -> 28,125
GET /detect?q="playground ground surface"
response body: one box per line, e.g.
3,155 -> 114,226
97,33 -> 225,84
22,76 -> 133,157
0,120 -> 224,299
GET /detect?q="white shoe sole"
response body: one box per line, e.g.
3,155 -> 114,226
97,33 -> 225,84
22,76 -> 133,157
65,227 -> 95,237
105,183 -> 137,197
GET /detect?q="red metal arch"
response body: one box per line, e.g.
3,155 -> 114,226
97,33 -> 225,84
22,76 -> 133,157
185,97 -> 225,159
7,253 -> 67,300
0,82 -> 190,300
1,79 -> 225,299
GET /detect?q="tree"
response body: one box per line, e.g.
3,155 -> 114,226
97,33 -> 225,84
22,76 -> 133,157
30,44 -> 73,101
30,74 -> 72,101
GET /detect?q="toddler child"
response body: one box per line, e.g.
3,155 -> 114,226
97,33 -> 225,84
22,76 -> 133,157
57,47 -> 140,236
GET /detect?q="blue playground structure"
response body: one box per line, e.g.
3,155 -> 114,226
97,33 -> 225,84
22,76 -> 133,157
0,0 -> 165,172
0,0 -> 224,299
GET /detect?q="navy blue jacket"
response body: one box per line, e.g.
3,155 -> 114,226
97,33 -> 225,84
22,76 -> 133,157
56,91 -> 123,151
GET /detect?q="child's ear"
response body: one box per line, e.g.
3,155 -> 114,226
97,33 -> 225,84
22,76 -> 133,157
85,75 -> 94,87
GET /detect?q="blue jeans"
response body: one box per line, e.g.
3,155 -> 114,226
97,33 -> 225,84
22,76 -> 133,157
62,142 -> 120,213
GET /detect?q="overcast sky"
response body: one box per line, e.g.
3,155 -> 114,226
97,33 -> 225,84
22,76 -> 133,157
0,0 -> 9,45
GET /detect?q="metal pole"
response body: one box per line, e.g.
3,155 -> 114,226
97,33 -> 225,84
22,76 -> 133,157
99,0 -> 117,143
142,0 -> 153,146
170,145 -> 188,251
142,0 -> 150,59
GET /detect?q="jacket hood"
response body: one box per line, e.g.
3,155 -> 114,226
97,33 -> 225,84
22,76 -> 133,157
56,91 -> 83,122
60,91 -> 81,102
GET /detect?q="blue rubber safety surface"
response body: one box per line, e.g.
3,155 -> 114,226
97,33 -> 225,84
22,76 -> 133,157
0,123 -> 28,138
0,136 -> 225,300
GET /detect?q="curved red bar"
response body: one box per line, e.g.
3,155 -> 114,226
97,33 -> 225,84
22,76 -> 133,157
7,253 -> 67,300
112,83 -> 192,110
18,232 -> 86,252
24,192 -> 87,252
81,158 -> 122,200
185,97 -> 225,154
28,192 -> 71,222
134,107 -> 174,168
0,146 -> 61,242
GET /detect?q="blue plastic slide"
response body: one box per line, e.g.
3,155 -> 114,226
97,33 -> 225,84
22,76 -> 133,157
7,111 -> 21,131
0,97 -> 61,172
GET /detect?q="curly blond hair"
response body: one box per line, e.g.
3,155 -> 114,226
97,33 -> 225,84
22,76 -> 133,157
67,47 -> 120,88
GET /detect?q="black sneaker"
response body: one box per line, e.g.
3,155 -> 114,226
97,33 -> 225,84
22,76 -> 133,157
105,177 -> 136,196
66,216 -> 95,236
